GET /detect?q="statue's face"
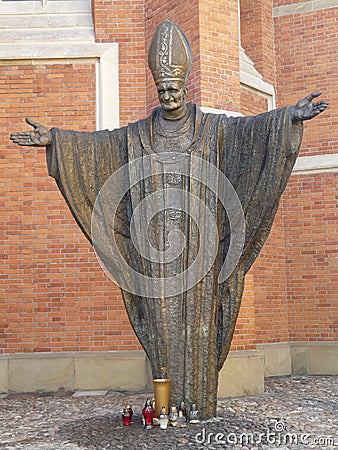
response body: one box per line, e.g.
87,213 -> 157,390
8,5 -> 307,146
157,81 -> 187,112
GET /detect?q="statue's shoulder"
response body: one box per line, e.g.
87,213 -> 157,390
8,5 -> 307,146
107,124 -> 128,136
199,105 -> 228,119
191,104 -> 227,131
126,108 -> 159,132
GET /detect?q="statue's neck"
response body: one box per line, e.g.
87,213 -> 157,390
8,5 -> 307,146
161,103 -> 189,121
159,104 -> 191,131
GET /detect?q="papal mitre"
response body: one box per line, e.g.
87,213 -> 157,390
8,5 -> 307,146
148,20 -> 192,85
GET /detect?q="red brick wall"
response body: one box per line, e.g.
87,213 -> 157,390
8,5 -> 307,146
1,63 -> 140,353
272,4 -> 337,342
231,274 -> 257,351
274,7 -> 337,157
252,209 -> 290,344
283,173 -> 338,341
2,0 -> 336,359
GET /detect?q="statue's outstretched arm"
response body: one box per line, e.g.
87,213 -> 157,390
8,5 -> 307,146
291,91 -> 329,122
10,117 -> 52,147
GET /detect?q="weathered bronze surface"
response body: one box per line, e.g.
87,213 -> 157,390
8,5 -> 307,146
10,20 -> 328,420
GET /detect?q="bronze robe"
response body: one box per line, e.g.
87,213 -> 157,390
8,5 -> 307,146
47,104 -> 302,418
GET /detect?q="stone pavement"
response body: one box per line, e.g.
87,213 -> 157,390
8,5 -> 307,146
0,375 -> 336,450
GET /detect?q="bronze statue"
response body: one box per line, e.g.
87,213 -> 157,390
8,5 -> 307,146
10,20 -> 328,419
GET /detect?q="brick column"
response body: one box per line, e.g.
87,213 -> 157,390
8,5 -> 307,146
91,0 -> 147,125
199,0 -> 241,111
144,0 -> 200,113
145,0 -> 241,112
240,0 -> 276,86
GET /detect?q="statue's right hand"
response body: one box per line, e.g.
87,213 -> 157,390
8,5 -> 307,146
10,117 -> 52,147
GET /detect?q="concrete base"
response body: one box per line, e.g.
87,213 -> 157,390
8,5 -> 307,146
218,350 -> 264,398
257,341 -> 338,377
0,342 -> 336,395
0,349 -> 264,397
256,342 -> 292,377
0,351 -> 152,394
291,342 -> 338,375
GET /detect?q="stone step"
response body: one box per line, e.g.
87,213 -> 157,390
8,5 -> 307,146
0,13 -> 93,29
0,26 -> 94,42
0,1 -> 91,15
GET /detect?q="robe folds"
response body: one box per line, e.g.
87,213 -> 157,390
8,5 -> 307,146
47,104 -> 303,419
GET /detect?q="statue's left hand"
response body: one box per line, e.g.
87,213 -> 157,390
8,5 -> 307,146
292,91 -> 329,122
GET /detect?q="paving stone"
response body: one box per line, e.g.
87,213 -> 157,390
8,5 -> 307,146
0,376 -> 336,449
72,390 -> 108,397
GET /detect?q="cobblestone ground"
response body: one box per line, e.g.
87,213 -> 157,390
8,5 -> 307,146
0,375 -> 336,450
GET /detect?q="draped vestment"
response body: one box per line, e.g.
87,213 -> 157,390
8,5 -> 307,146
47,104 -> 302,418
